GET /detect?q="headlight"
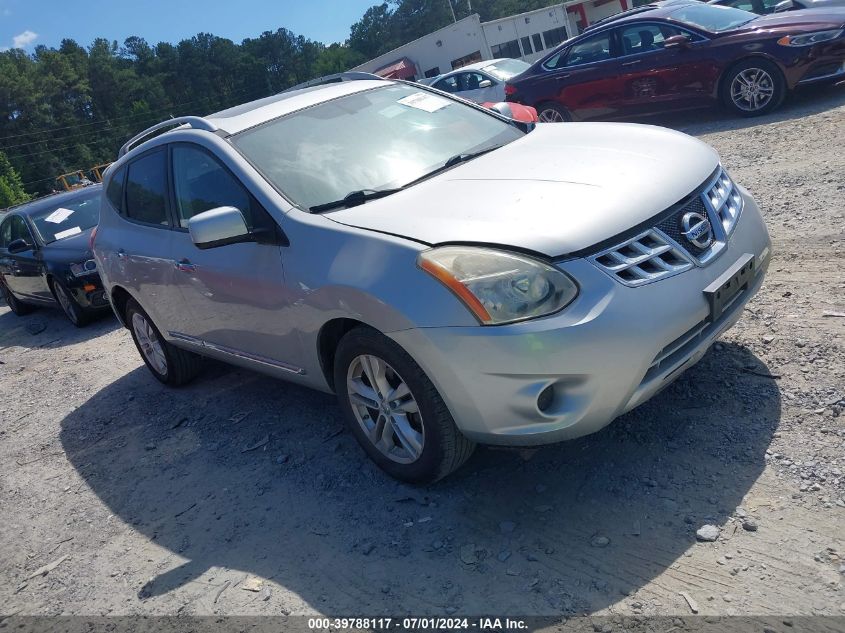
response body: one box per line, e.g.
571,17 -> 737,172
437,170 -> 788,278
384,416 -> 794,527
418,246 -> 578,325
777,29 -> 843,46
69,259 -> 97,277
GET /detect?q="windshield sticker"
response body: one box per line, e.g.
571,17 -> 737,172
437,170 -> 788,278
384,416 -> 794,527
54,226 -> 82,240
397,92 -> 451,113
44,207 -> 75,224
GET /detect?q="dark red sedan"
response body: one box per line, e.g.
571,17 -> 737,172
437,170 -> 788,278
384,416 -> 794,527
505,2 -> 845,120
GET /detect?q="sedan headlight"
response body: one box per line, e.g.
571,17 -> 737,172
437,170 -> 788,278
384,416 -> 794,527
777,29 -> 843,47
69,259 -> 97,277
418,246 -> 578,325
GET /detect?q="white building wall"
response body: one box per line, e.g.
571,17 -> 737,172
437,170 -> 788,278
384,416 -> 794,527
482,4 -> 574,64
351,15 -> 492,79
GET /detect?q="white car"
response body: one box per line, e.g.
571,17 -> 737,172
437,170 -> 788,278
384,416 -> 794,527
424,58 -> 531,103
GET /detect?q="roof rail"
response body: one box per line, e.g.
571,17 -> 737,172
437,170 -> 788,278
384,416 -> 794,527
118,116 -> 218,158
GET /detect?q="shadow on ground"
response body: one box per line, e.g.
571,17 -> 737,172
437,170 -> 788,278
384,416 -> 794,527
58,340 -> 780,616
0,304 -> 117,351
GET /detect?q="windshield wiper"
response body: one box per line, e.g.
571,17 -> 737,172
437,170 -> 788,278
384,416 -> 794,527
310,188 -> 403,213
402,144 -> 504,188
309,145 -> 504,213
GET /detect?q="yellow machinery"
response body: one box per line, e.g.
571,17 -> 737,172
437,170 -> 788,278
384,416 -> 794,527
55,162 -> 112,191
89,163 -> 112,183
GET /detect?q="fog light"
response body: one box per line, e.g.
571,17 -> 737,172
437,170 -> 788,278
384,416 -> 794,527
537,385 -> 554,412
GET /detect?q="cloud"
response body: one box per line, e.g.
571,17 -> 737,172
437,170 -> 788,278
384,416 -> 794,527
12,29 -> 38,48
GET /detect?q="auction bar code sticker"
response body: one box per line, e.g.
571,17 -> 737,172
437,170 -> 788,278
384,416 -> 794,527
307,617 -> 527,631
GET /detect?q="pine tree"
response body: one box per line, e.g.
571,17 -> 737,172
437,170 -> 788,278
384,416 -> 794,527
0,151 -> 30,208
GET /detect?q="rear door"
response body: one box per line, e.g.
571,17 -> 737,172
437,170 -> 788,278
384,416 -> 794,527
535,31 -> 622,120
166,143 -> 302,372
613,22 -> 717,115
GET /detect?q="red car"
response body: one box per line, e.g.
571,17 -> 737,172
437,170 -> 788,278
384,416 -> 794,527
505,2 -> 845,120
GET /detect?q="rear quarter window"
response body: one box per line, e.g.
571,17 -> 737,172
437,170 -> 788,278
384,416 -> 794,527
106,166 -> 126,212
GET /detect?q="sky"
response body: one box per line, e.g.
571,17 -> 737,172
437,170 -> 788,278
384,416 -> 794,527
0,0 -> 378,52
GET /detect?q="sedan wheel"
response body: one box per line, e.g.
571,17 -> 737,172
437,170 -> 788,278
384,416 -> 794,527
730,68 -> 775,112
51,279 -> 90,327
537,103 -> 571,123
132,311 -> 168,376
347,354 -> 424,464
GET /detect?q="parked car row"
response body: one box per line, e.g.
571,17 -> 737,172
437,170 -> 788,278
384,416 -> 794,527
0,77 -> 774,482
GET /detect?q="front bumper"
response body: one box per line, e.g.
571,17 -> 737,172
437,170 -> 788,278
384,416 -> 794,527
67,275 -> 110,311
390,189 -> 771,446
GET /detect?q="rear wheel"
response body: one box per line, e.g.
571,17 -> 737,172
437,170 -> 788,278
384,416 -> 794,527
722,59 -> 786,117
536,102 -> 572,123
125,298 -> 203,386
51,278 -> 91,327
0,278 -> 35,316
334,326 -> 475,483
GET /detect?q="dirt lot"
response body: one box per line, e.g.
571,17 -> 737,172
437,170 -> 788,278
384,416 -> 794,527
1,85 -> 844,620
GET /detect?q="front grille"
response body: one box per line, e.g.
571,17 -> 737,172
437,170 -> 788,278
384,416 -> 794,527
590,229 -> 693,286
590,166 -> 743,286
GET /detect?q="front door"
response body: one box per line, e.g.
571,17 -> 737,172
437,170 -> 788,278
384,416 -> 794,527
0,215 -> 49,302
167,143 -> 302,372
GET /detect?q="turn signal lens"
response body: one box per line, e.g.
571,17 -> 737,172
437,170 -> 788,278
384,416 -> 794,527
418,246 -> 578,325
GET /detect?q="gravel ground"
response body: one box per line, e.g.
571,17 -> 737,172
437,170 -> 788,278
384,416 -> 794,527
1,84 -> 843,620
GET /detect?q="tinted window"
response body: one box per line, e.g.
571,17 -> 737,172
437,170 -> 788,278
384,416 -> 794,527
668,4 -> 756,31
491,39 -> 521,59
125,149 -> 169,226
543,26 -> 568,48
1,215 -> 32,247
0,217 -> 12,248
30,189 -> 100,244
532,33 -> 544,51
565,32 -> 613,66
434,75 -> 459,93
424,67 -> 440,78
106,165 -> 126,212
618,24 -> 683,55
521,36 -> 533,55
171,145 -> 258,229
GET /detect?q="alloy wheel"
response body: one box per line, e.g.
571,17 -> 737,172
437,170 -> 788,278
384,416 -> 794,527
730,68 -> 775,112
346,354 -> 425,464
131,312 -> 168,376
538,108 -> 567,123
53,283 -> 78,325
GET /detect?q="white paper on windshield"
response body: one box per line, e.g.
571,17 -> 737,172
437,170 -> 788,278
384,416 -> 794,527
44,207 -> 75,224
397,92 -> 451,113
54,226 -> 82,240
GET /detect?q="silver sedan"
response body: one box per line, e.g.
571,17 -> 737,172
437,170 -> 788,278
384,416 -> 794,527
93,80 -> 771,482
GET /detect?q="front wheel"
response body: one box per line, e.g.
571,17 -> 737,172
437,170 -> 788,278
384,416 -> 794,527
125,298 -> 203,386
51,278 -> 91,327
722,59 -> 786,117
334,326 -> 475,483
536,102 -> 572,123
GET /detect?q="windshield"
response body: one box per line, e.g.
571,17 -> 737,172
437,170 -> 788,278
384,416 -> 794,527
232,84 -> 523,211
482,59 -> 531,81
668,4 -> 757,32
31,189 -> 100,244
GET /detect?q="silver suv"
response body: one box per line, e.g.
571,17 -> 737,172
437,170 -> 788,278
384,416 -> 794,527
94,80 -> 771,482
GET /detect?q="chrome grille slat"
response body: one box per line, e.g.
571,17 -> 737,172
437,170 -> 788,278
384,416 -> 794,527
589,166 -> 743,287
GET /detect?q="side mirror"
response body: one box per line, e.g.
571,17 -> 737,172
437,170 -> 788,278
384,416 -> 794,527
478,79 -> 494,88
8,238 -> 32,254
188,206 -> 252,250
664,34 -> 691,49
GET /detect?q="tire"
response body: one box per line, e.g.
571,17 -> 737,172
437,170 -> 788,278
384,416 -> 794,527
721,58 -> 786,117
125,298 -> 203,386
536,102 -> 572,123
51,278 -> 91,327
334,326 -> 475,483
0,277 -> 35,316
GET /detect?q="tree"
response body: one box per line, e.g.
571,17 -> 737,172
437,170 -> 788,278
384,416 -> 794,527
0,151 -> 30,208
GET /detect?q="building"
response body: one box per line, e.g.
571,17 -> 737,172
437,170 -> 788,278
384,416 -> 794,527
352,0 -> 632,81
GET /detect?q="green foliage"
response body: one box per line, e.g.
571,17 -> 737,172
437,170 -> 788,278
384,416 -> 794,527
0,0 -> 556,196
0,150 -> 30,207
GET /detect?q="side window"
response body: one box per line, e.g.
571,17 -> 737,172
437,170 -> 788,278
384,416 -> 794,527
106,165 -> 126,212
532,33 -> 544,52
124,149 -> 169,226
0,218 -> 12,248
434,75 -> 459,93
564,32 -> 613,66
9,216 -> 32,243
759,0 -> 780,12
618,24 -> 682,56
171,145 -> 260,230
460,72 -> 488,91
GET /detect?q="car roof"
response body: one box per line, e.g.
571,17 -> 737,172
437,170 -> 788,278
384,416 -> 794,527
205,79 -> 393,135
2,185 -> 102,218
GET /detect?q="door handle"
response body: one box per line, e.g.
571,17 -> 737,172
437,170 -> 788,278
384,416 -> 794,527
175,259 -> 197,273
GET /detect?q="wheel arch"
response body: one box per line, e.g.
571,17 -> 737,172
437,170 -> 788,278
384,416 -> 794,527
317,317 -> 370,392
109,285 -> 135,328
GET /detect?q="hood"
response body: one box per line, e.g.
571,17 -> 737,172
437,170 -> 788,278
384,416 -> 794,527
741,9 -> 845,30
42,226 -> 94,261
328,123 -> 719,257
